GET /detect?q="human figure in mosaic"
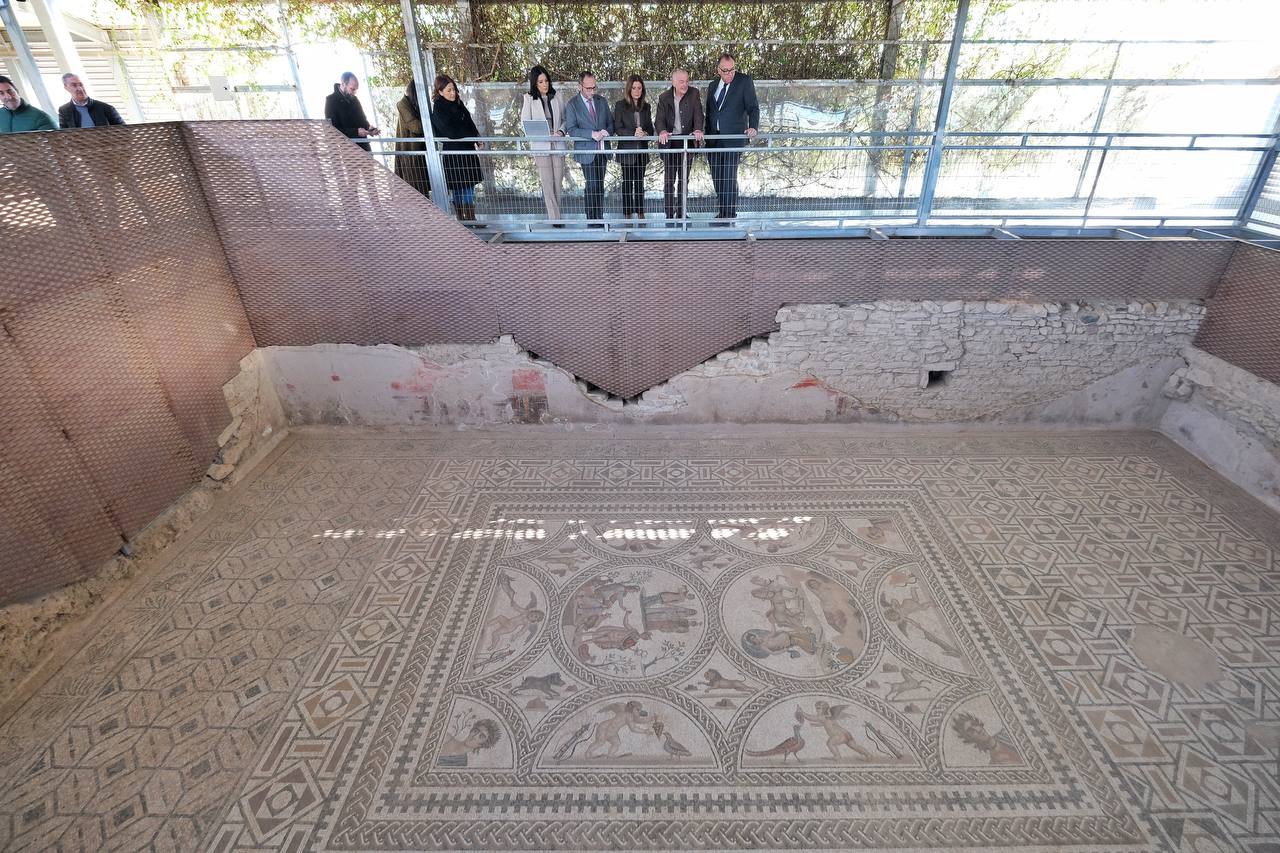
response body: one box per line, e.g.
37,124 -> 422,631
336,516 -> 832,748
479,573 -> 544,655
951,712 -> 1022,766
585,700 -> 657,758
639,585 -> 698,632
437,717 -> 501,767
796,701 -> 878,761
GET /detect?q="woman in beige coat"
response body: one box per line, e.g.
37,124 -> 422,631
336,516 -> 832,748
520,64 -> 567,224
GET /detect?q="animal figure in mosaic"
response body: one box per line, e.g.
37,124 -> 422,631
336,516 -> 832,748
436,714 -> 501,767
951,712 -> 1022,766
796,702 -> 877,761
702,669 -> 752,693
653,720 -> 692,757
480,574 -> 545,656
585,700 -> 658,758
746,724 -> 805,762
511,672 -> 564,700
884,667 -> 929,702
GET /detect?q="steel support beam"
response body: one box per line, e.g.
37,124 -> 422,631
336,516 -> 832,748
0,0 -> 56,114
29,0 -> 84,81
1236,115 -> 1280,227
400,0 -> 451,210
915,0 -> 968,226
276,0 -> 308,118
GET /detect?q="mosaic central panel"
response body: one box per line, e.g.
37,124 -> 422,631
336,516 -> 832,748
315,494 -> 1145,850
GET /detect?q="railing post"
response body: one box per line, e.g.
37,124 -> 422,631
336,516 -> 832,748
277,0 -> 308,118
400,0 -> 452,211
0,0 -> 56,115
915,0 -> 969,226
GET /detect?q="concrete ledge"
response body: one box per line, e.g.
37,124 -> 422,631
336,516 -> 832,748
1160,347 -> 1280,513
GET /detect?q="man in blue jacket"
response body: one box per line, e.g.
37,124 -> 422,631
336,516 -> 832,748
704,53 -> 759,223
0,76 -> 56,134
563,70 -> 614,226
58,74 -> 125,128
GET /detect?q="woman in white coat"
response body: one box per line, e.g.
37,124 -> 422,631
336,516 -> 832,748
520,64 -> 567,224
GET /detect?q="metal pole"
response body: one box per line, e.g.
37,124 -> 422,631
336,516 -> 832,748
28,0 -> 85,80
897,49 -> 929,200
0,0 -> 56,115
400,0 -> 451,209
915,0 -> 969,226
1081,139 -> 1111,225
276,0 -> 308,118
109,36 -> 146,121
1074,43 -> 1122,198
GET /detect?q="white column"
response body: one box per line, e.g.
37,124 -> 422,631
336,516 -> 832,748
0,0 -> 56,114
28,0 -> 86,84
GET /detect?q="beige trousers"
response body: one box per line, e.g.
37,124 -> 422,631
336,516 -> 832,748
535,154 -> 565,221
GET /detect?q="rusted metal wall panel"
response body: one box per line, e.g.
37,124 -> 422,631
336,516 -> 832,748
1195,244 -> 1280,385
0,125 -> 254,603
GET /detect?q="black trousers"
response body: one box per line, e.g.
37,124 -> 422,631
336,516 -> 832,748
661,150 -> 691,218
620,161 -> 647,216
581,157 -> 608,223
707,142 -> 743,219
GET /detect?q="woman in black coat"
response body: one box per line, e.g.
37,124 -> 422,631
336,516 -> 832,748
612,74 -> 654,221
430,74 -> 484,221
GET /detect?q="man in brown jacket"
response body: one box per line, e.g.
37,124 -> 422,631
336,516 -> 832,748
654,68 -> 704,223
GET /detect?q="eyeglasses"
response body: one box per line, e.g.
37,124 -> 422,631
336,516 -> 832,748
717,66 -> 735,74
581,85 -> 596,91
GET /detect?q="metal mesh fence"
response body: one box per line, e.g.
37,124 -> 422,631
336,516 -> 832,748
1194,244 -> 1280,386
0,117 -> 1271,603
0,125 -> 255,602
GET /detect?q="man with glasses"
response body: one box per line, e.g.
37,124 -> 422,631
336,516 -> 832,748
704,53 -> 759,224
564,70 -> 614,226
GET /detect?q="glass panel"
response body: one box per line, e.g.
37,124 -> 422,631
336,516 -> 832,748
966,0 -> 1280,41
947,84 -> 1109,133
1099,85 -> 1280,134
1087,150 -> 1263,218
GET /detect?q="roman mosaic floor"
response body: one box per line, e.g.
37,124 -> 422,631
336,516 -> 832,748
1,428 -> 1278,852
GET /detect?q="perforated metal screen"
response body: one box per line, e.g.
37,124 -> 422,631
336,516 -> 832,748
1195,244 -> 1280,386
0,125 -> 254,602
0,118 -> 1274,603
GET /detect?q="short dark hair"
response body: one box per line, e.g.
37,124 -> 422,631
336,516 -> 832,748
340,71 -> 357,85
0,75 -> 13,87
718,52 -> 736,65
528,65 -> 556,99
578,70 -> 595,84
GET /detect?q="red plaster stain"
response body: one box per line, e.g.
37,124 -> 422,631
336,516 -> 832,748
285,383 -> 296,391
390,381 -> 403,391
512,368 -> 545,393
330,374 -> 341,382
790,375 -> 840,396
403,362 -> 438,394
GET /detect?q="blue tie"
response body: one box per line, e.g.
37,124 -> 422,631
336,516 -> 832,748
716,83 -> 727,106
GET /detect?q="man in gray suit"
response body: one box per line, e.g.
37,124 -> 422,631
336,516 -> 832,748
563,70 -> 614,226
704,53 -> 759,223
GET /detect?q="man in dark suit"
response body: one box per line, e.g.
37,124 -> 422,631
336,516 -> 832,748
563,70 -> 614,226
704,53 -> 759,223
655,68 -> 704,223
58,74 -> 125,129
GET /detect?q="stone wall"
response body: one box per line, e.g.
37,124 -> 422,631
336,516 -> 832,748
264,299 -> 1204,428
1161,347 -> 1280,513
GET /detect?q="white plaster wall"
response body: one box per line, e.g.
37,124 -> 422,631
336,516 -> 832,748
1160,347 -> 1280,514
258,299 -> 1204,429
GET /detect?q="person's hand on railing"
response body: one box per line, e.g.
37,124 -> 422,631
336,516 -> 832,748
693,130 -> 704,143
592,129 -> 609,142
634,127 -> 647,138
659,130 -> 670,145
358,126 -> 381,138
745,128 -> 757,139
